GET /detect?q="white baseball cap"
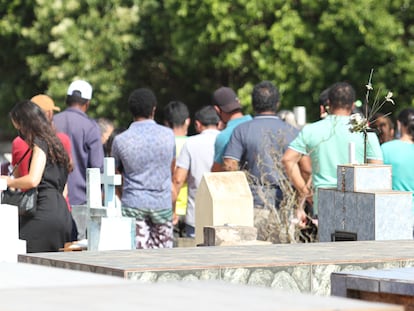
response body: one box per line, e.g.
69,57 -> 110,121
67,80 -> 93,100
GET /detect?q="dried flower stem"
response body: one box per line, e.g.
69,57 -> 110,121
365,68 -> 374,118
349,69 -> 395,164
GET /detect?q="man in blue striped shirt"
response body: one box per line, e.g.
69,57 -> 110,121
54,80 -> 104,206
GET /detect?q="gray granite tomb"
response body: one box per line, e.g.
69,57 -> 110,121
318,164 -> 413,242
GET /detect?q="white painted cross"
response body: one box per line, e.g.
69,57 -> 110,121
86,159 -> 135,251
101,157 -> 122,209
86,167 -> 103,209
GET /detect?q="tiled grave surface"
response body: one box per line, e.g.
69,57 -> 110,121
318,189 -> 412,241
319,165 -> 412,242
19,240 -> 414,296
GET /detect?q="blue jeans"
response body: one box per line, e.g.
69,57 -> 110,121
251,185 -> 283,209
185,224 -> 195,238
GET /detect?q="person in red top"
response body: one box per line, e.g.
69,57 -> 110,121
12,95 -> 72,177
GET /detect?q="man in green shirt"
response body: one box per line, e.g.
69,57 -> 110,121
282,82 -> 383,226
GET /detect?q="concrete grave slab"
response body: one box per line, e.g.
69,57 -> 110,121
18,240 -> 414,296
0,278 -> 403,311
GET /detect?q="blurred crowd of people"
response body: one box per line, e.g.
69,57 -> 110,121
2,78 -> 413,253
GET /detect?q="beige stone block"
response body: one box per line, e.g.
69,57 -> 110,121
195,172 -> 254,245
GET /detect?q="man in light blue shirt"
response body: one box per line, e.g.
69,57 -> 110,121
211,87 -> 252,172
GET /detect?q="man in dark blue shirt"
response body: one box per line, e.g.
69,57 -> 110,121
54,80 -> 104,206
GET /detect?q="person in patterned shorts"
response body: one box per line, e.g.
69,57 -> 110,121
112,88 -> 175,248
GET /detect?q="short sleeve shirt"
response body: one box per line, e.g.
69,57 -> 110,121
224,115 -> 298,185
112,120 -> 175,210
289,115 -> 383,189
54,107 -> 104,205
289,115 -> 383,213
214,115 -> 252,164
176,129 -> 220,226
381,139 -> 414,213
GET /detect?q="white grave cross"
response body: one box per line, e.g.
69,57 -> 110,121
86,160 -> 135,251
87,167 -> 103,209
101,157 -> 122,209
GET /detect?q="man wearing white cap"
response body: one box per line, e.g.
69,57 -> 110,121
53,80 -> 104,206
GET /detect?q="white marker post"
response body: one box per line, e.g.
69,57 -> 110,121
348,142 -> 356,164
294,106 -> 306,128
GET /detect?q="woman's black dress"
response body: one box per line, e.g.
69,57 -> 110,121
19,138 -> 72,253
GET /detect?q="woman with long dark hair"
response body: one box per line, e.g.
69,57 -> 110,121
1,100 -> 72,252
381,108 -> 414,214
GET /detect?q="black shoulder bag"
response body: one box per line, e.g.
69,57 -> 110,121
1,148 -> 38,217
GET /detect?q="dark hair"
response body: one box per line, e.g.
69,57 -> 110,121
66,93 -> 89,106
252,81 -> 280,114
328,82 -> 355,110
319,87 -> 331,107
163,101 -> 189,128
372,112 -> 395,129
194,105 -> 220,126
128,88 -> 157,118
10,100 -> 70,171
397,108 -> 414,142
104,127 -> 126,157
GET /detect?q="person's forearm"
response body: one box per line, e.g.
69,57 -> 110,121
211,162 -> 223,172
172,180 -> 183,203
289,164 -> 311,197
172,167 -> 187,204
282,149 -> 311,197
222,158 -> 239,171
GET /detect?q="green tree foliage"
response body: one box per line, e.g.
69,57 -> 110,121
1,0 -> 413,136
0,0 -> 38,138
161,0 -> 414,118
22,0 -> 140,121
